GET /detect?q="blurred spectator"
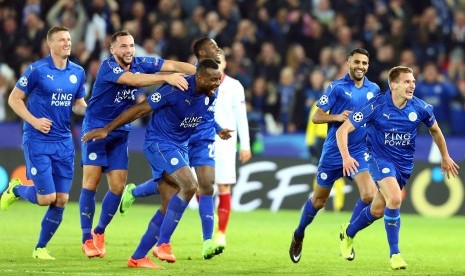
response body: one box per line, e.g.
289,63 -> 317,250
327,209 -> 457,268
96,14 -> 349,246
449,78 -> 465,135
46,0 -> 87,43
0,63 -> 15,121
303,69 -> 326,122
255,41 -> 282,84
227,41 -> 254,89
234,19 -> 259,58
446,47 -> 465,81
416,62 -> 457,133
183,6 -> 207,41
314,46 -> 337,81
285,43 -> 314,88
449,9 -> 465,50
165,19 -> 191,61
312,0 -> 335,26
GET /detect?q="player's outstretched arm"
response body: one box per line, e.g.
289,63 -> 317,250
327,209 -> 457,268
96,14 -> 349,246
161,60 -> 196,75
336,120 -> 359,177
82,100 -> 152,142
312,107 -> 352,124
429,122 -> 460,179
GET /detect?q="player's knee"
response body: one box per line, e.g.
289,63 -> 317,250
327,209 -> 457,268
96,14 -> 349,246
360,192 -> 374,204
37,194 -> 56,206
180,181 -> 198,198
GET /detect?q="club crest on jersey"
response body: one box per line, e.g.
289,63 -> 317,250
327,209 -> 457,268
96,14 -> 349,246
151,92 -> 161,103
318,95 -> 329,105
113,67 -> 123,74
19,76 -> 28,87
367,91 -> 374,100
170,157 -> 179,165
205,96 -> 210,105
408,112 -> 417,122
31,167 -> 37,175
353,112 -> 363,122
69,74 -> 77,84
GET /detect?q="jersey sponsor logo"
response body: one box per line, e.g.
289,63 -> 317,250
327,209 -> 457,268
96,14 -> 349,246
112,66 -> 123,74
19,76 -> 28,87
408,112 -> 417,122
51,93 -> 73,106
384,132 -> 412,146
114,88 -> 137,103
318,95 -> 329,106
31,167 -> 37,175
352,112 -> 363,122
180,116 -> 203,128
170,157 -> 179,165
150,92 -> 161,103
69,74 -> 77,84
47,74 -> 54,81
367,91 -> 374,100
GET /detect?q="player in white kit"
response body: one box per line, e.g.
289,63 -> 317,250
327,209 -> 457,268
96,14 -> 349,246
213,50 -> 252,250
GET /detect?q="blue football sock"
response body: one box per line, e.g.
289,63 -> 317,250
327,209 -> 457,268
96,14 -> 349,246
157,195 -> 188,245
384,207 -> 401,257
347,205 -> 377,237
132,179 -> 159,197
94,190 -> 121,234
36,205 -> 64,248
14,185 -> 38,204
349,198 -> 370,224
295,198 -> 319,238
199,195 -> 214,240
79,188 -> 96,243
132,210 -> 164,259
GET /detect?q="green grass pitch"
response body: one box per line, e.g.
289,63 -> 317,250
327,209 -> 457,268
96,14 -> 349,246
1,201 -> 464,275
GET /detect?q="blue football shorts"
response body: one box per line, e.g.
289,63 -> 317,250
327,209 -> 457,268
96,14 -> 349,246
316,149 -> 370,189
81,130 -> 129,173
144,141 -> 190,180
188,138 -> 215,167
369,155 -> 411,189
23,139 -> 74,195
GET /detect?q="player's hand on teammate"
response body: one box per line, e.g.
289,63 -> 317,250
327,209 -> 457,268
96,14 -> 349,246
342,155 -> 359,177
218,128 -> 234,140
33,117 -> 53,134
81,128 -> 109,142
441,156 -> 460,179
337,110 -> 352,122
239,150 -> 252,164
165,73 -> 189,91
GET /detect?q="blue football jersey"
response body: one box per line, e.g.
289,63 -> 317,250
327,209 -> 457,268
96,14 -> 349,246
82,56 -> 165,132
145,76 -> 215,149
317,74 -> 380,165
350,91 -> 436,172
15,55 -> 86,142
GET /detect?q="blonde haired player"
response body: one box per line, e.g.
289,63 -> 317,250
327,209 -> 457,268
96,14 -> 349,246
213,50 -> 252,250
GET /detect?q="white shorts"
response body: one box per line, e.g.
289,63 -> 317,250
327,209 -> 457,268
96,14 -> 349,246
214,149 -> 237,184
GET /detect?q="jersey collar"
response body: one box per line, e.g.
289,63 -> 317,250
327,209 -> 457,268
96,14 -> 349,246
46,55 -> 70,70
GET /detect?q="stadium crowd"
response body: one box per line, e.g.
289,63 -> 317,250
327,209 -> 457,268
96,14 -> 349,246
1,0 -> 465,137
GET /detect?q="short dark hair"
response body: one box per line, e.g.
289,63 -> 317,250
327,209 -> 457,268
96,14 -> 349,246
110,30 -> 132,45
193,37 -> 213,58
349,48 -> 369,59
388,66 -> 413,83
47,26 -> 69,41
197,58 -> 219,74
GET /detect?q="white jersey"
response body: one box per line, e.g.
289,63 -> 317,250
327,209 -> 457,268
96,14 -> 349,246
214,75 -> 250,183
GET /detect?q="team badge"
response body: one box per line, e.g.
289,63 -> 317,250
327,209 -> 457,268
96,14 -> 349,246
31,167 -> 37,176
89,152 -> 97,161
170,157 -> 179,165
69,74 -> 77,84
408,112 -> 417,122
382,168 -> 390,174
320,172 -> 328,180
366,92 -> 374,100
151,92 -> 161,103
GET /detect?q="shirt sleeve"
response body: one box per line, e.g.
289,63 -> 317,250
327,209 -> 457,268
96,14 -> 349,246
233,81 -> 250,150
